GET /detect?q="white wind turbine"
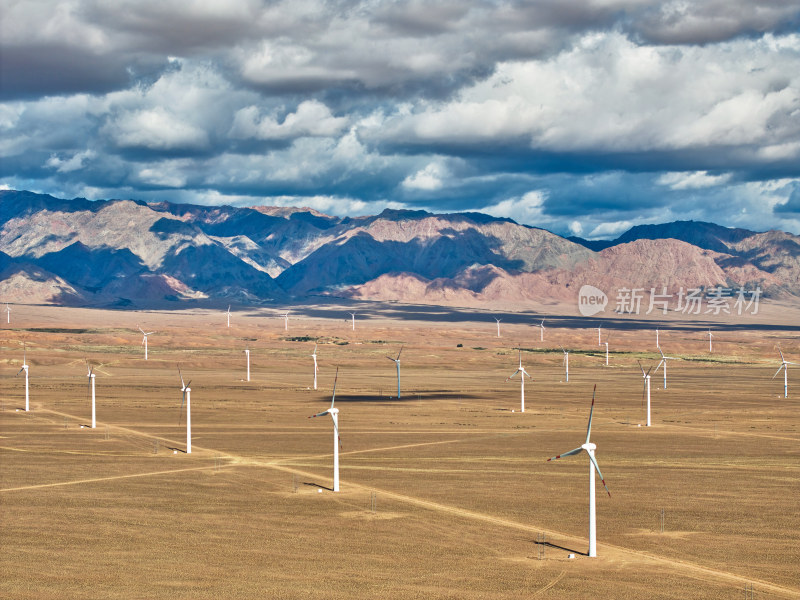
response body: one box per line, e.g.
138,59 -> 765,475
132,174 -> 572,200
560,345 -> 570,382
597,325 -> 602,346
707,329 -> 713,352
281,311 -> 290,331
506,348 -> 532,412
495,317 -> 502,338
538,319 -> 545,342
138,326 -> 154,361
547,385 -> 610,558
226,305 -> 231,328
603,336 -> 610,367
654,347 -> 677,389
177,367 -> 192,454
244,345 -> 250,382
773,348 -> 797,398
638,360 -> 653,427
86,360 -> 96,428
348,312 -> 356,331
311,344 -> 318,390
386,346 -> 403,399
5,303 -> 10,324
655,328 -> 659,348
309,367 -> 342,492
16,344 -> 29,412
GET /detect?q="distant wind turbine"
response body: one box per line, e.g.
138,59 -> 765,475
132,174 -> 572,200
5,303 -> 10,324
547,385 -> 610,558
348,312 -> 356,331
311,344 -> 318,390
309,367 -> 342,492
86,360 -> 96,428
138,326 -> 154,361
638,361 -> 653,427
560,345 -> 570,382
495,317 -> 501,338
773,348 -> 797,398
597,325 -> 602,346
655,328 -> 659,348
654,347 -> 677,389
506,348 -> 532,412
603,336 -> 610,367
707,329 -> 713,353
386,346 -> 403,399
244,345 -> 250,382
178,367 -> 192,454
16,344 -> 29,412
281,311 -> 290,331
226,305 -> 231,328
538,319 -> 545,342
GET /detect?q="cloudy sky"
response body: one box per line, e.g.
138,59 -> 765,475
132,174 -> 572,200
2,0 -> 800,239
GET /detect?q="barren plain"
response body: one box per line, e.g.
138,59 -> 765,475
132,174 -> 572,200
1,302 -> 799,599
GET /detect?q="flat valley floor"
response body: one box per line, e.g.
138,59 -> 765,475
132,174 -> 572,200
1,303 -> 799,599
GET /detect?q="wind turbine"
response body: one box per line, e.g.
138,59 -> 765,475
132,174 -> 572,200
597,324 -> 602,346
707,329 -> 713,353
178,367 -> 192,454
348,312 -> 356,331
244,345 -> 250,382
138,326 -> 154,361
655,328 -> 659,348
638,361 -> 653,427
506,348 -> 532,412
5,303 -> 10,324
773,348 -> 797,398
603,336 -> 610,367
560,345 -> 570,382
494,317 -> 501,338
311,344 -> 318,390
281,311 -> 290,331
538,319 -> 545,342
654,347 -> 677,389
226,305 -> 231,328
386,346 -> 403,399
309,367 -> 342,492
86,360 -> 96,428
547,385 -> 610,558
16,344 -> 29,412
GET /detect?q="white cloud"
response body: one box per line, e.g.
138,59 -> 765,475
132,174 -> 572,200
588,220 -> 634,239
402,162 -> 448,191
106,107 -> 210,150
479,191 -> 547,223
45,149 -> 96,173
229,101 -> 348,140
656,171 -> 732,190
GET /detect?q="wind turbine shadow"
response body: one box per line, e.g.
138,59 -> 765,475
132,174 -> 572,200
302,482 -> 333,492
166,446 -> 187,454
533,539 -> 587,557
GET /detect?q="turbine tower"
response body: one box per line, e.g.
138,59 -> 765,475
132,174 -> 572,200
597,325 -> 602,346
86,360 -> 96,428
16,344 -> 29,412
5,303 -> 10,324
654,347 -> 677,389
244,346 -> 250,382
655,328 -> 659,348
538,319 -> 545,342
495,317 -> 501,338
560,345 -> 570,382
773,348 -> 797,398
506,348 -> 532,412
603,336 -> 610,367
638,360 -> 653,427
386,346 -> 403,399
547,385 -> 610,558
281,311 -> 290,331
226,305 -> 231,328
138,326 -> 154,361
178,367 -> 192,454
348,312 -> 356,331
309,367 -> 342,492
707,329 -> 713,353
311,344 -> 318,390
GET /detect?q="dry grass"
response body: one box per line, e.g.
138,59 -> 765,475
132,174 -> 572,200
1,303 -> 799,599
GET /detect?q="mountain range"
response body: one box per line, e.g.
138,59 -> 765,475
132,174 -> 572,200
1,189 -> 798,309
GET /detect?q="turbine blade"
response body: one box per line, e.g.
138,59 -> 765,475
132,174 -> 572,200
397,346 -> 403,360
309,410 -> 329,418
178,392 -> 185,426
778,348 -> 785,362
332,417 -> 342,450
638,360 -> 645,376
506,369 -> 520,381
330,367 -> 339,408
588,452 -> 611,496
585,384 -> 597,444
772,365 -> 785,379
547,446 -> 583,461
178,367 -> 185,389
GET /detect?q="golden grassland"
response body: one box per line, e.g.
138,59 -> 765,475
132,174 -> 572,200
1,303 -> 799,599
